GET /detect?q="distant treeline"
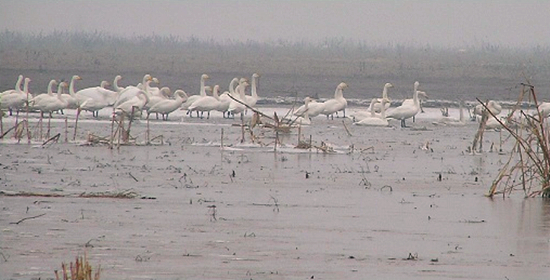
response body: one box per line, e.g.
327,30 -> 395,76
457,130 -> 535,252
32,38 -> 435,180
1,30 -> 550,101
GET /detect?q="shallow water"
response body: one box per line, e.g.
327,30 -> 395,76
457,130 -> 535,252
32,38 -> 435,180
0,107 -> 549,279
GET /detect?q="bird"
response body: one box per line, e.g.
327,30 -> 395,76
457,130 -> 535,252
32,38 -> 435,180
354,98 -> 389,126
60,75 -> 82,111
182,74 -> 210,118
147,89 -> 187,120
74,80 -> 118,117
294,97 -> 325,119
112,75 -> 125,93
244,73 -> 260,109
285,97 -> 312,126
32,81 -> 69,118
386,81 -> 421,127
188,84 -> 221,119
0,75 -> 23,97
371,82 -> 394,113
1,77 -> 32,116
114,74 -> 154,109
432,101 -> 466,126
473,100 -> 502,118
144,87 -> 172,118
216,78 -> 239,118
115,91 -> 149,117
321,82 -> 348,119
227,79 -> 250,118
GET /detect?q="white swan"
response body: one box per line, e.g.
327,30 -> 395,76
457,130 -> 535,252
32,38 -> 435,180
32,81 -> 69,117
371,82 -> 394,113
354,98 -> 389,126
60,75 -> 82,110
294,96 -> 325,119
147,89 -> 187,120
144,87 -> 171,117
285,97 -> 312,126
74,80 -> 118,117
244,73 -> 260,108
30,79 -> 57,111
227,79 -> 250,117
116,91 -> 150,116
188,84 -> 221,119
217,77 -> 239,118
386,81 -> 421,127
432,102 -> 466,126
1,75 -> 23,97
473,100 -> 502,117
321,82 -> 348,119
181,74 -> 209,118
114,75 -> 154,108
0,77 -> 32,115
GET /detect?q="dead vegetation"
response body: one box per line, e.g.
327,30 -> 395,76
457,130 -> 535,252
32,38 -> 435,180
482,82 -> 550,198
0,189 -> 140,199
55,254 -> 100,280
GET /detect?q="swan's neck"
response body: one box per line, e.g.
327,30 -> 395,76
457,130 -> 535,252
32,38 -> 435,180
412,85 -> 419,108
213,86 -> 220,99
380,100 -> 386,119
15,75 -> 23,92
303,99 -> 310,119
229,79 -> 237,95
22,79 -> 30,95
334,87 -> 343,99
47,81 -> 55,95
114,76 -> 122,92
382,86 -> 389,100
200,77 -> 207,97
251,76 -> 258,98
69,77 -> 78,96
369,99 -> 377,117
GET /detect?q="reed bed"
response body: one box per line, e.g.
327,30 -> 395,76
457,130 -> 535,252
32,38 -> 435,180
55,254 -> 100,280
484,82 -> 550,198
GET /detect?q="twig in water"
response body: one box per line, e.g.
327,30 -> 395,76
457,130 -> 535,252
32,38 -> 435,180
10,213 -> 46,225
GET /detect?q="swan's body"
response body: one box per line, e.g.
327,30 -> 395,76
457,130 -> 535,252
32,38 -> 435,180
322,82 -> 348,119
144,87 -> 171,114
537,102 -> 550,118
30,79 -> 57,111
147,90 -> 186,120
114,75 -> 154,108
386,81 -> 421,127
0,77 -> 32,115
354,98 -> 389,126
116,91 -> 149,116
32,81 -> 68,116
75,80 -> 117,117
286,97 -> 312,126
188,84 -> 221,119
294,98 -> 325,118
183,74 -> 210,118
371,82 -> 393,113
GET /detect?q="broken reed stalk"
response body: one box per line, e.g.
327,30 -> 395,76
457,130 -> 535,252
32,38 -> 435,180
471,99 -> 489,153
483,83 -> 550,198
109,109 -> 115,149
0,109 -> 3,136
220,128 -> 224,150
73,108 -> 80,141
64,117 -> 68,143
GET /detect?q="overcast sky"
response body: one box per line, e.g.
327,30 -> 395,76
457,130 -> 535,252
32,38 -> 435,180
2,0 -> 550,48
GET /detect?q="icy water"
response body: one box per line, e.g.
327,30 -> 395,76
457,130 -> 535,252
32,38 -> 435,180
1,106 -> 549,280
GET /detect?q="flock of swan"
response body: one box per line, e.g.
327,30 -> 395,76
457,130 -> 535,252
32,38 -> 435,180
1,73 -> 515,130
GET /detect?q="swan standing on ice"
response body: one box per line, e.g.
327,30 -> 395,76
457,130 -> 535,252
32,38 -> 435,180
32,81 -> 69,118
147,89 -> 187,120
294,97 -> 325,119
386,81 -> 421,127
322,82 -> 348,119
183,74 -> 210,118
1,77 -> 32,116
116,91 -> 149,117
188,84 -> 221,119
75,80 -> 118,117
60,75 -> 82,111
217,78 -> 239,118
473,100 -> 502,117
354,98 -> 389,126
114,74 -> 154,108
227,79 -> 250,118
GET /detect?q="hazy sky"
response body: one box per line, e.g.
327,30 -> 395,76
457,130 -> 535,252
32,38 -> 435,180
2,0 -> 550,48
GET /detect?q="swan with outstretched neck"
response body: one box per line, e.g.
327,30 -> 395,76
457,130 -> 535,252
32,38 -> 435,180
188,84 -> 221,119
386,81 -> 421,127
182,74 -> 210,118
371,82 -> 393,113
322,82 -> 348,119
217,77 -> 239,118
0,77 -> 32,115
